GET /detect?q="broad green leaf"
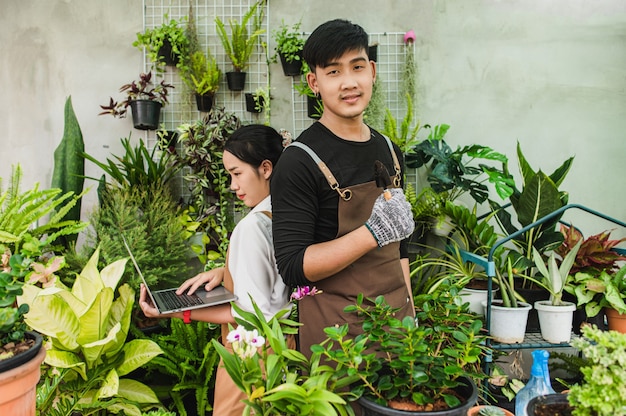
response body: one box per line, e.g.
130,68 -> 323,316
77,287 -> 113,345
82,322 -> 121,368
25,292 -> 80,351
116,339 -> 163,376
117,378 -> 160,404
100,258 -> 128,290
97,368 -> 120,399
44,350 -> 87,380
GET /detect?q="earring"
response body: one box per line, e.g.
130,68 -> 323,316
315,91 -> 321,99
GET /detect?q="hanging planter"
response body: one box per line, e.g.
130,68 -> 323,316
129,100 -> 162,130
307,95 -> 323,119
157,38 -> 179,66
226,71 -> 247,91
279,52 -> 303,76
368,43 -> 379,62
195,93 -> 214,113
245,93 -> 264,113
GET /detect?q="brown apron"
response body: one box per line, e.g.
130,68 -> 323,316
293,141 -> 415,359
212,249 -> 247,416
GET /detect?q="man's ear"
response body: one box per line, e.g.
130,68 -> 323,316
306,71 -> 318,95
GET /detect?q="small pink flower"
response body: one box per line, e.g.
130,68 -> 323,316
290,285 -> 322,301
404,30 -> 416,44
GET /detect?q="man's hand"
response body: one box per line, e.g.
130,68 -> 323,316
365,188 -> 415,247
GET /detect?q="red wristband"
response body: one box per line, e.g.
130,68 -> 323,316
183,310 -> 192,324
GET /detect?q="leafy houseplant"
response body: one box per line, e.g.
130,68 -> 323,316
314,289 -> 486,413
133,14 -> 189,69
565,264 -> 626,321
181,49 -> 221,112
20,247 -> 163,416
143,319 -> 221,416
215,1 -> 265,91
567,324 -> 626,415
99,71 -> 174,130
272,20 -> 305,76
213,298 -> 355,416
174,107 -> 242,260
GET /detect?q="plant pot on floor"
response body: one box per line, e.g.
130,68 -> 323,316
279,52 -> 303,76
0,331 -> 46,416
534,300 -> 576,343
605,307 -> 626,333
526,393 -> 573,416
195,93 -> 214,112
357,376 -> 478,415
226,71 -> 246,91
482,300 -> 532,344
129,99 -> 162,130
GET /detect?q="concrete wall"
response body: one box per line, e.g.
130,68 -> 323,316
2,0 -> 625,236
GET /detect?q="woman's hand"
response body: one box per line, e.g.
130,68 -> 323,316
176,267 -> 225,295
139,283 -> 162,318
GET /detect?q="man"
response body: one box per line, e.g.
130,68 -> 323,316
271,19 -> 415,357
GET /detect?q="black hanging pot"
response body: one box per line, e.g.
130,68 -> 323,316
129,100 -> 161,130
279,52 -> 303,76
158,38 -> 178,66
226,71 -> 247,91
245,93 -> 264,113
368,44 -> 379,62
307,95 -> 323,119
195,93 -> 214,113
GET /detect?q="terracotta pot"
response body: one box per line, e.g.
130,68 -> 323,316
467,405 -> 515,416
0,332 -> 46,416
605,307 -> 626,333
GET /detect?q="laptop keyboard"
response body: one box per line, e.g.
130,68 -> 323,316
160,290 -> 204,309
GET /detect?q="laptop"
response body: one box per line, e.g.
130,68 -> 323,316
122,237 -> 237,314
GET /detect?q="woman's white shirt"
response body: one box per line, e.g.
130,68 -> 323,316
227,196 -> 291,320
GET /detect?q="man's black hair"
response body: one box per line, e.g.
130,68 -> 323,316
303,19 -> 369,70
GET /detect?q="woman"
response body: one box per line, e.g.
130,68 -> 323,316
139,124 -> 291,416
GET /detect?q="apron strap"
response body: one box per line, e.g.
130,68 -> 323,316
289,141 -> 352,201
381,134 -> 402,187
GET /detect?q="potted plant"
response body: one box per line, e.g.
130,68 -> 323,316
557,224 -> 626,331
487,142 -> 574,332
566,324 -> 626,415
529,239 -> 582,343
245,86 -> 269,114
271,20 -> 305,76
173,108 -> 242,260
99,71 -> 174,130
0,247 -> 46,416
212,298 -> 355,415
133,14 -> 189,69
315,288 -> 487,414
19,247 -> 164,415
215,1 -> 265,91
181,48 -> 221,112
565,264 -> 626,333
294,61 -> 324,119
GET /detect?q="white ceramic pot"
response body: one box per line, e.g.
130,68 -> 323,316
460,287 -> 497,315
482,300 -> 532,343
534,300 -> 576,343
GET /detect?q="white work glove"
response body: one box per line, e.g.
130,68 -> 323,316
365,188 -> 415,247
